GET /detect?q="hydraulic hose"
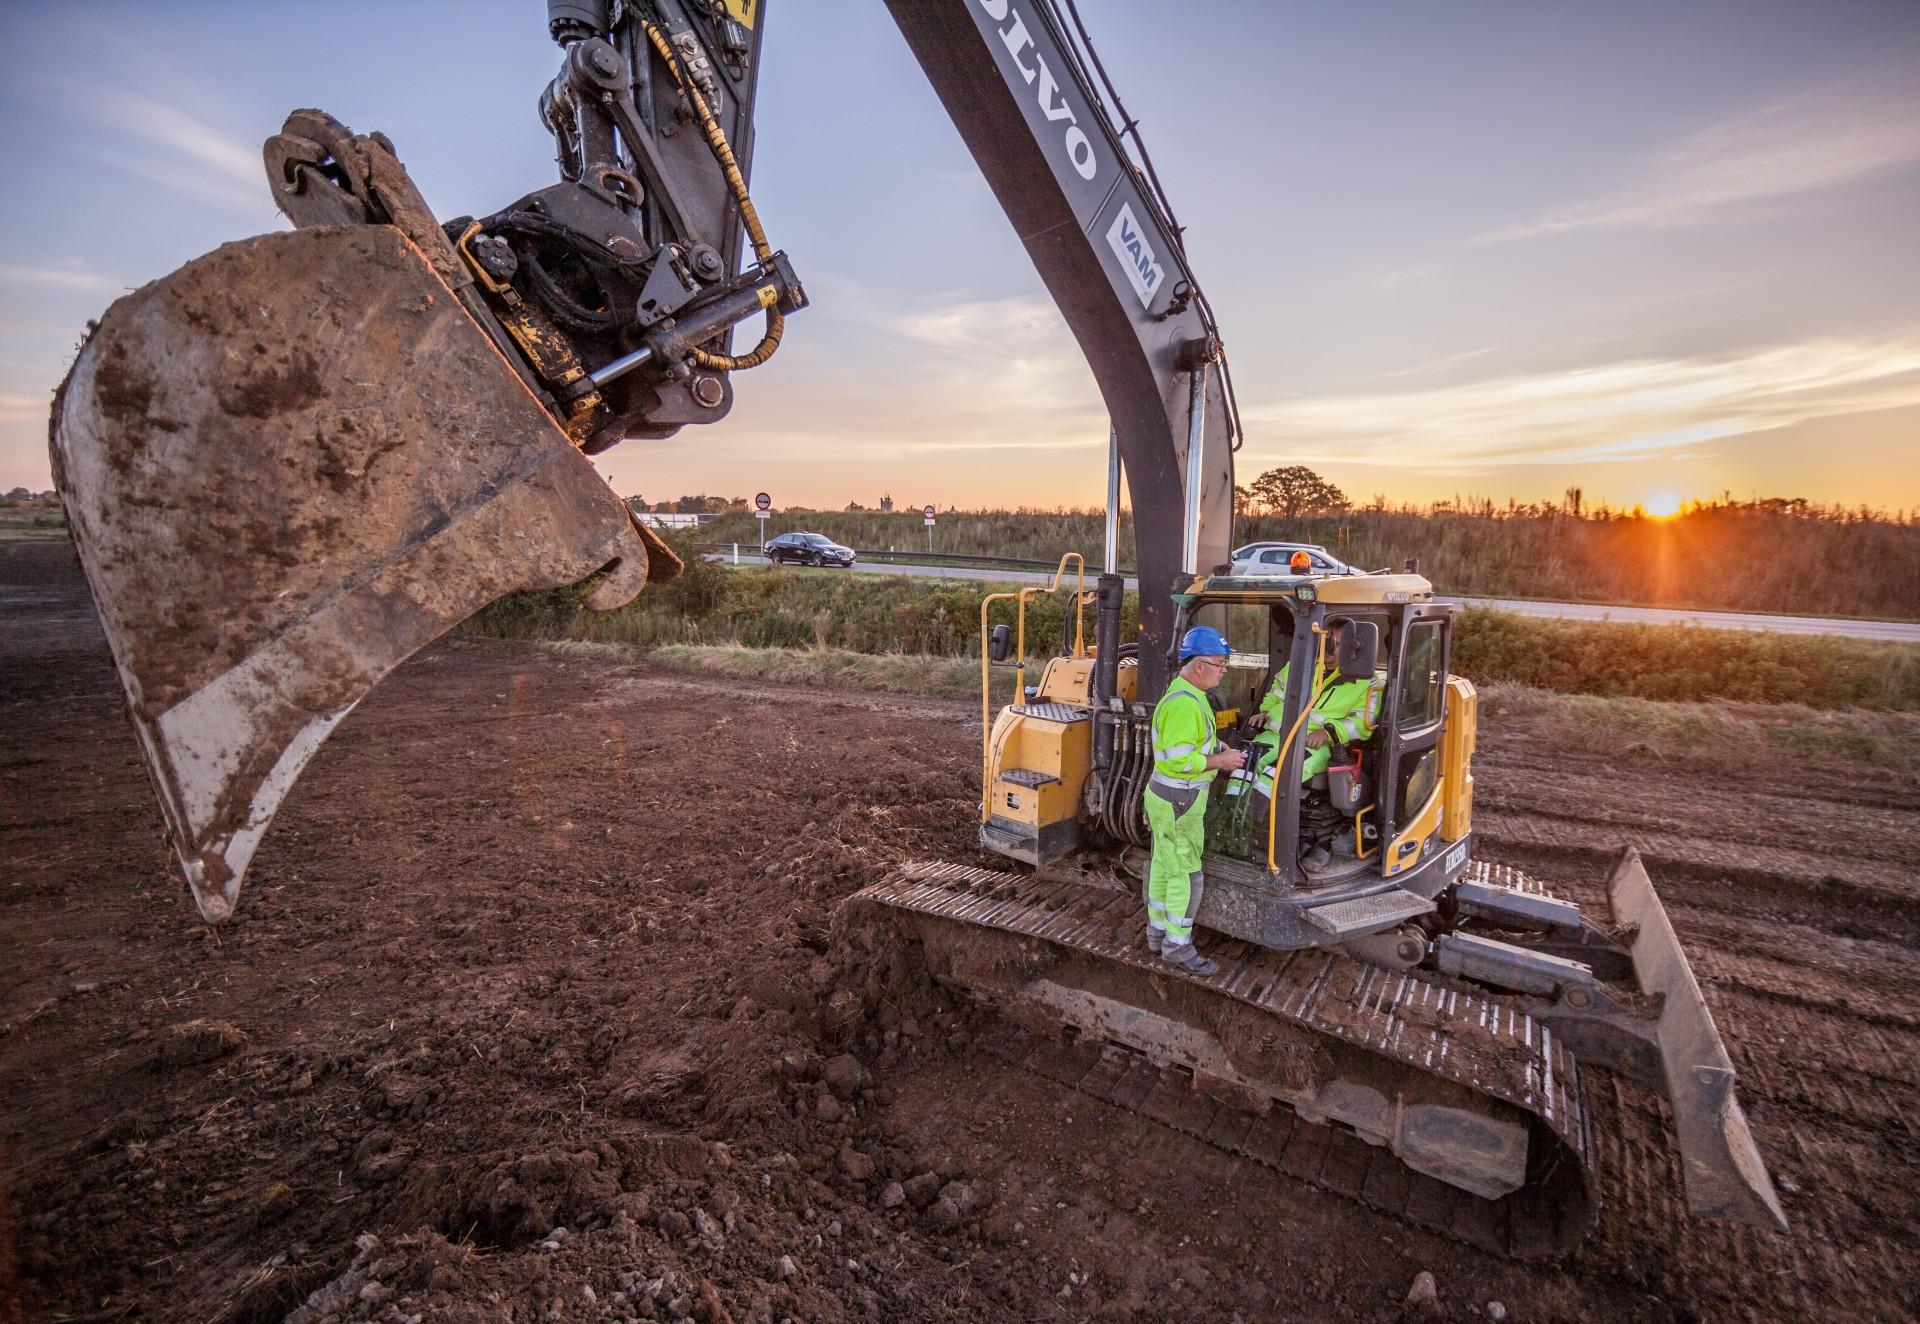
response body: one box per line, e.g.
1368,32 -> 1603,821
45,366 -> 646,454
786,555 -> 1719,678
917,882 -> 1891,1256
641,20 -> 782,371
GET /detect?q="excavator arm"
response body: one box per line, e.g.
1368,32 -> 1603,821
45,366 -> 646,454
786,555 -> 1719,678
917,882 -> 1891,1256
884,0 -> 1240,696
49,0 -> 1234,922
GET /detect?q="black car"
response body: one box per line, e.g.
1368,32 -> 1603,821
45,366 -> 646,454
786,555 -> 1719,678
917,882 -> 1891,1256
764,532 -> 857,567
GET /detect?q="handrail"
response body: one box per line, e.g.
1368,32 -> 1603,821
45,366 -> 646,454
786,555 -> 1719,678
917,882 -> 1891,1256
977,553 -> 1099,825
978,591 -> 1025,825
1041,552 -> 1090,657
1266,622 -> 1330,873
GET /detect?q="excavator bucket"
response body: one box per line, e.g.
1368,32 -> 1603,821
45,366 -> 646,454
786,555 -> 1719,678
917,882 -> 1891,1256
50,222 -> 672,924
1609,848 -> 1788,1231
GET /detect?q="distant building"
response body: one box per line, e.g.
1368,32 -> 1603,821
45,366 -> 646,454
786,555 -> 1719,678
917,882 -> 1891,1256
879,494 -> 893,513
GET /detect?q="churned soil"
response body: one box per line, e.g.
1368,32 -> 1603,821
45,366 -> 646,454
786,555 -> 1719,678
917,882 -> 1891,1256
4,536 -> 1918,1323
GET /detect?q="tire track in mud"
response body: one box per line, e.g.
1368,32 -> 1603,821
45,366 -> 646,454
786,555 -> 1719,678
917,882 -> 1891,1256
1471,735 -> 1920,1323
1476,819 -> 1920,946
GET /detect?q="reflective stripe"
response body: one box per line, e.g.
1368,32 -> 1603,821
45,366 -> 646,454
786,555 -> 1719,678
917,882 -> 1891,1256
1152,771 -> 1212,791
1151,679 -> 1217,782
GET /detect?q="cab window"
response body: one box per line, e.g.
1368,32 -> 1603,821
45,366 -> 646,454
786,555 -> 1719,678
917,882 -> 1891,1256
1399,621 -> 1444,730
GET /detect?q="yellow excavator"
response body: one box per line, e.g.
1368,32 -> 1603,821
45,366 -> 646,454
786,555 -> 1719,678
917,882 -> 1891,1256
857,554 -> 1786,1254
47,0 -> 1782,1253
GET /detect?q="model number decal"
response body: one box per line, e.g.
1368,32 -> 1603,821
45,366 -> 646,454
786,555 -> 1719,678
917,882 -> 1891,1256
1444,842 -> 1468,874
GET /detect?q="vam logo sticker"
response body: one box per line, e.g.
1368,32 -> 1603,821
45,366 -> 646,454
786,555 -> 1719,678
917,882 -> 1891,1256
1105,203 -> 1163,310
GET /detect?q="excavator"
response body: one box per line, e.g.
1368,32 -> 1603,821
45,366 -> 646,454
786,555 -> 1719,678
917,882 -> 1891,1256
47,0 -> 1785,1253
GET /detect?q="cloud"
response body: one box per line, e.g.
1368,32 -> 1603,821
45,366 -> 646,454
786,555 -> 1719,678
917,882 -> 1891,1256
0,261 -> 119,292
843,291 -> 1104,441
1483,72 -> 1920,241
0,392 -> 50,422
1381,345 -> 1500,379
79,89 -> 278,221
1348,261 -> 1447,299
1239,337 -> 1920,471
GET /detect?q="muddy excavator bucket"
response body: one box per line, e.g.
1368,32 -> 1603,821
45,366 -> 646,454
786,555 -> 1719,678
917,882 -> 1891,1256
50,223 -> 671,924
1609,848 -> 1788,1231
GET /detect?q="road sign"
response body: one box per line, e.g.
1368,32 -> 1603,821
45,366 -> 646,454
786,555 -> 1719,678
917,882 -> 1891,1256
922,504 -> 936,525
755,491 -> 772,511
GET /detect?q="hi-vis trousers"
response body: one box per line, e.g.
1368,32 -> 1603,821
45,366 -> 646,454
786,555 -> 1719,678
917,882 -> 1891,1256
1143,781 -> 1207,947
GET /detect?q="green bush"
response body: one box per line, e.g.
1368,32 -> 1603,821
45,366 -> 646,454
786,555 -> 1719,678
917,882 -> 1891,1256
469,559 -> 1133,662
1451,608 -> 1920,710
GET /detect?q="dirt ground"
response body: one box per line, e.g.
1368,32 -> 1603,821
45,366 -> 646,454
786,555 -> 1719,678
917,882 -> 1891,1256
4,536 -> 1918,1324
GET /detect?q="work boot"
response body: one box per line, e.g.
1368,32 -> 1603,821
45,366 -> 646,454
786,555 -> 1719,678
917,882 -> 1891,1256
1160,942 -> 1219,977
1144,927 -> 1165,956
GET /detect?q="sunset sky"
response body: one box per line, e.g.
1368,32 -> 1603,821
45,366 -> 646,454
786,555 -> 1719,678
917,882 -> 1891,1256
3,0 -> 1917,513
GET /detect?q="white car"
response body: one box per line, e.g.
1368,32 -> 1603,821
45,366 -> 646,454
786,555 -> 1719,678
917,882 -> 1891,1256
1229,541 -> 1360,576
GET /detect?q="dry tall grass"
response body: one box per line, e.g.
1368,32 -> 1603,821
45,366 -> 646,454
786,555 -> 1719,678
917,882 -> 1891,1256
699,501 -> 1919,619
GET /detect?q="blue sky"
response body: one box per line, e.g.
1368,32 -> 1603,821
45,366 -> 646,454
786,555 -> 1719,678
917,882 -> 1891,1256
3,0 -> 1918,512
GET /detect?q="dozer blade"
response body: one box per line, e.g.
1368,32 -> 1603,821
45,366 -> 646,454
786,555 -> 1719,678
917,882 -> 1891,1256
50,223 -> 671,925
1608,848 -> 1788,1231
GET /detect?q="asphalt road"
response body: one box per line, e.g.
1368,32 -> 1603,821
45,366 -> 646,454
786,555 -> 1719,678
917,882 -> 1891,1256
709,552 -> 1919,642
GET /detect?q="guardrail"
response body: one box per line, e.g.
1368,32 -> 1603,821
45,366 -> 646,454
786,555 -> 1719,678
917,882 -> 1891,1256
692,543 -> 1132,575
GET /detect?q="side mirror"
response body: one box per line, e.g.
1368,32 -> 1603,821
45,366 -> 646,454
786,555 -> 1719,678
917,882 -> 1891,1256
988,623 -> 1012,663
1338,621 -> 1379,680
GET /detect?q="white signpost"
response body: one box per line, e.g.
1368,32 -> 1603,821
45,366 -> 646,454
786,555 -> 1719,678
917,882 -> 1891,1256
755,491 -> 771,555
923,503 -> 936,553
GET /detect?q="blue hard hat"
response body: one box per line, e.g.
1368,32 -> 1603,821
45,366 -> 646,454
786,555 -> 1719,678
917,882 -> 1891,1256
1179,625 -> 1230,661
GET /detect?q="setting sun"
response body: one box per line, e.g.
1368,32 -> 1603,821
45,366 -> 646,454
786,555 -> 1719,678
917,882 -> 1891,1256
1645,492 -> 1685,519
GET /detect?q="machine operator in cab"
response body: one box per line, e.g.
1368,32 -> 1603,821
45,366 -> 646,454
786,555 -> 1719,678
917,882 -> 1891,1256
1245,615 -> 1385,869
1144,626 -> 1248,975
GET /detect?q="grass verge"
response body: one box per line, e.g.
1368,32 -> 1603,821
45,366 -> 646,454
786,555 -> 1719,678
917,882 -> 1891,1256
1476,682 -> 1920,780
1452,607 -> 1920,710
645,643 -> 984,700
491,638 -> 1919,783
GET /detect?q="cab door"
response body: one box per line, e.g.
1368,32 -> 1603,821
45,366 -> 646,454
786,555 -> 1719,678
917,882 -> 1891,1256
1376,609 -> 1450,878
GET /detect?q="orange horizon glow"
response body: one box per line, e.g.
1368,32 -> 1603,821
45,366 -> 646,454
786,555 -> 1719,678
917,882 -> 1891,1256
1644,492 -> 1686,519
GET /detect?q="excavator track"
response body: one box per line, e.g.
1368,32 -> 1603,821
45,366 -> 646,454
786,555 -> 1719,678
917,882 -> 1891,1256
851,861 -> 1600,1258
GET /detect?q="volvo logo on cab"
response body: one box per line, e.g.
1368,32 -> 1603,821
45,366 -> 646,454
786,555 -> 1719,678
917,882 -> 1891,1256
1105,204 -> 1163,310
976,0 -> 1098,181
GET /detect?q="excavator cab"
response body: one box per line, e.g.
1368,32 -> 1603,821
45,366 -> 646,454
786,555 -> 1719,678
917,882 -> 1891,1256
1174,572 -> 1468,900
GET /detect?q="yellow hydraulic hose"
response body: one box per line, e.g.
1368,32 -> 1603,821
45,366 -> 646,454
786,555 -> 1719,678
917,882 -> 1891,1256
1266,624 -> 1329,872
641,21 -> 783,371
